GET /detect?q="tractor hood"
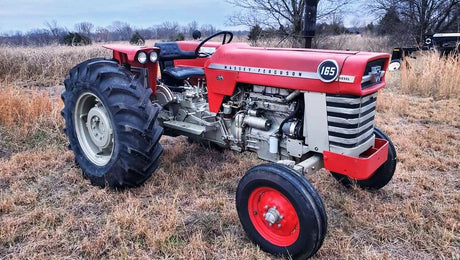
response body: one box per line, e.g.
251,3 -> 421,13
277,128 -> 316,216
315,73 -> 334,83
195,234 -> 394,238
204,43 -> 390,112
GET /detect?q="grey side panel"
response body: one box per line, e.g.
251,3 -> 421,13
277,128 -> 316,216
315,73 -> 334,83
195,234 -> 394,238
304,92 -> 329,153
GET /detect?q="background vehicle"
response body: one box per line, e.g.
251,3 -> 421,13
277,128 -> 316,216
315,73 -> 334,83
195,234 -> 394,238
389,33 -> 460,71
61,31 -> 397,258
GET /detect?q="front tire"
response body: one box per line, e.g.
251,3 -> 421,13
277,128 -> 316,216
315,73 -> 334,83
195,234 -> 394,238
61,58 -> 163,188
236,163 -> 327,259
331,127 -> 397,190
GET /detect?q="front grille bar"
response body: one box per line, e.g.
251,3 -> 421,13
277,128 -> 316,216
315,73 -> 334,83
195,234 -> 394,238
326,93 -> 377,149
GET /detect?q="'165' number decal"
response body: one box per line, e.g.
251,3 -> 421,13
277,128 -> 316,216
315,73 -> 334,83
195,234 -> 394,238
318,60 -> 339,83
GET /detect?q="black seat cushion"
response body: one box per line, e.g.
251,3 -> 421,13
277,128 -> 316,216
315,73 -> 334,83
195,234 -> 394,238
163,66 -> 205,80
155,42 -> 202,83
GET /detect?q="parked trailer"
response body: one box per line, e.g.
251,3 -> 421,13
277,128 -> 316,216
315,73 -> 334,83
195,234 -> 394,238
389,33 -> 460,71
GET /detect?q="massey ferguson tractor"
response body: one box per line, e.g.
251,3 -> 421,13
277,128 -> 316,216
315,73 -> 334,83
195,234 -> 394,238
61,31 -> 397,259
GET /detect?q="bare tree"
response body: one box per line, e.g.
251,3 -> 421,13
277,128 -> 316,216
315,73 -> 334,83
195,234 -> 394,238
226,0 -> 350,44
200,24 -> 217,37
44,20 -> 67,42
45,20 -> 60,37
156,21 -> 180,39
187,21 -> 199,38
75,22 -> 94,38
94,27 -> 111,42
369,0 -> 460,43
109,21 -> 133,41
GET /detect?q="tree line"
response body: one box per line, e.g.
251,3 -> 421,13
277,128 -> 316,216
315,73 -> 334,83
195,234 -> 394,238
1,0 -> 458,47
371,0 -> 460,45
228,0 -> 459,47
0,20 -> 232,46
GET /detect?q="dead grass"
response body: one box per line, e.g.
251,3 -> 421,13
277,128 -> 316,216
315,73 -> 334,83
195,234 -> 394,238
398,51 -> 460,100
0,44 -> 110,87
315,34 -> 391,52
0,40 -> 459,259
253,34 -> 391,52
0,83 -> 65,153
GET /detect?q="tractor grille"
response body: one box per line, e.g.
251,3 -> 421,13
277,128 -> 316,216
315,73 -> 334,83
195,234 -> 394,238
326,93 -> 377,148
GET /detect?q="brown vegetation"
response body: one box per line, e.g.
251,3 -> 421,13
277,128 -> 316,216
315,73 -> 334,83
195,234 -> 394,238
399,52 -> 460,100
0,41 -> 459,259
0,44 -> 109,87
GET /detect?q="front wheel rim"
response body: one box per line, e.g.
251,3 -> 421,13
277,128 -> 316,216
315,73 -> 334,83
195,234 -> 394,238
248,187 -> 300,247
74,92 -> 114,166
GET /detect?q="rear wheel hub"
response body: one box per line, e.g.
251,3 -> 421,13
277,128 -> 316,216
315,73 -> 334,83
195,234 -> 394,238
74,92 -> 114,166
86,106 -> 112,149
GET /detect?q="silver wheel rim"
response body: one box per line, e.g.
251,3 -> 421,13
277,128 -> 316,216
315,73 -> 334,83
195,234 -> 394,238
74,92 -> 114,166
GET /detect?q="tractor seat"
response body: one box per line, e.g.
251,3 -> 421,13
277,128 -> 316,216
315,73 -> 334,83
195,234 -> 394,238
154,42 -> 204,82
163,66 -> 205,80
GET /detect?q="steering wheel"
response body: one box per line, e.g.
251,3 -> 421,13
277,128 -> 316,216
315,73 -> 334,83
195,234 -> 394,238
195,31 -> 234,58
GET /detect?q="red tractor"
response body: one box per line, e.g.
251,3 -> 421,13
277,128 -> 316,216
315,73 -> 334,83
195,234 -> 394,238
61,31 -> 396,258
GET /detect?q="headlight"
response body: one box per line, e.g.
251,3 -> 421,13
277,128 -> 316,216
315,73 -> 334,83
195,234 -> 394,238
149,51 -> 158,63
137,51 -> 147,64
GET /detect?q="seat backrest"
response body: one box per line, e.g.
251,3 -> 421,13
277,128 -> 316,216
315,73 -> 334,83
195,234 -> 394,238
154,42 -> 197,71
154,42 -> 196,61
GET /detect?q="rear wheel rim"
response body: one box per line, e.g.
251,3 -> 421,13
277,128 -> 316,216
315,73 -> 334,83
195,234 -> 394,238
248,187 -> 300,247
74,92 -> 114,166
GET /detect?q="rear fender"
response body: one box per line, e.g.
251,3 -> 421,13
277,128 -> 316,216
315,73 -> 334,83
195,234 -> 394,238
103,44 -> 159,94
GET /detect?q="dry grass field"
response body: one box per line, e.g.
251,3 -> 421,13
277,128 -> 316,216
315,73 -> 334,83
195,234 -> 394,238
0,37 -> 459,259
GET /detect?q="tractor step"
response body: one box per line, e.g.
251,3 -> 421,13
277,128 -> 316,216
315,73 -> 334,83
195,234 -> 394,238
163,120 -> 206,135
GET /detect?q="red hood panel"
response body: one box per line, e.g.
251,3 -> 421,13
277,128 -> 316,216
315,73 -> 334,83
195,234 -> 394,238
204,43 -> 390,112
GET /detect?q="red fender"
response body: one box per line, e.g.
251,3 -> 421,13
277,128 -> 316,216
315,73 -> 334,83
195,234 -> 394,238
103,44 -> 160,94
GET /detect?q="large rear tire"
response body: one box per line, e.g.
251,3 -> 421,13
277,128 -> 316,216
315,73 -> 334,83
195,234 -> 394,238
236,163 -> 327,259
331,127 -> 397,190
61,58 -> 163,189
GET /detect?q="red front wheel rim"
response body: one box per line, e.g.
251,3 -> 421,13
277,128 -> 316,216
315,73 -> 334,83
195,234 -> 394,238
248,187 -> 300,247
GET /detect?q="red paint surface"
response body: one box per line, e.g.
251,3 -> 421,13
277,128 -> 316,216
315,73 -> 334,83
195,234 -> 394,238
204,43 -> 390,112
103,44 -> 160,94
323,138 -> 389,180
248,187 -> 300,246
104,42 -> 390,113
175,41 -> 222,68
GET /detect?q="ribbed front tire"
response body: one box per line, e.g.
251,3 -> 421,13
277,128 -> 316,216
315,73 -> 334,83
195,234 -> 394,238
236,163 -> 327,259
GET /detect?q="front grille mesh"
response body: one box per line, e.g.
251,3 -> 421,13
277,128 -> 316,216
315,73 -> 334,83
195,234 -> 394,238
326,93 -> 377,148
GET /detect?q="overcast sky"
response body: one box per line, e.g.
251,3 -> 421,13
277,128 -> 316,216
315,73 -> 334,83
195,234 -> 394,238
0,0 -> 241,33
0,0 -> 373,34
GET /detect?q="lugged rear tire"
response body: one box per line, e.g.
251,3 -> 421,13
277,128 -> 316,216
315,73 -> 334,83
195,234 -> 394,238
61,58 -> 163,189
